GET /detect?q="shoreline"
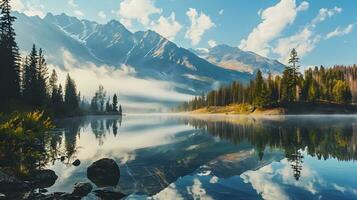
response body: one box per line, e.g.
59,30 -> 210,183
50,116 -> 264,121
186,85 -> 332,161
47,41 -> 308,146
183,102 -> 357,116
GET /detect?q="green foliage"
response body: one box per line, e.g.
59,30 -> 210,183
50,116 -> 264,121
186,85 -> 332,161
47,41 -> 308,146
253,70 -> 269,106
112,94 -> 118,112
0,2 -> 84,117
64,74 -> 80,114
22,45 -> 50,107
0,111 -> 54,148
176,49 -> 355,112
90,85 -> 122,114
333,80 -> 352,104
0,111 -> 56,175
0,0 -> 21,104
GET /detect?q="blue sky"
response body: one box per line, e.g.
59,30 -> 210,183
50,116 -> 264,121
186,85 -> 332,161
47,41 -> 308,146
10,0 -> 357,67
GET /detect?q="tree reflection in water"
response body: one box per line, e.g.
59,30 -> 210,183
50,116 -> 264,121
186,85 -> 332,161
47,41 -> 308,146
182,116 -> 357,181
0,116 -> 123,178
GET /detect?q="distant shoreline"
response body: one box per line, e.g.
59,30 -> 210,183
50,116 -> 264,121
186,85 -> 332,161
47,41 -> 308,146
187,102 -> 357,115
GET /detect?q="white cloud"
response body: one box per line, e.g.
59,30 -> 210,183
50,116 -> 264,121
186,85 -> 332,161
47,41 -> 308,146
120,18 -> 133,28
239,0 -> 300,56
312,7 -> 342,26
23,5 -> 45,18
68,0 -> 78,8
11,0 -> 45,18
297,1 -> 309,12
98,11 -> 107,20
209,176 -> 219,184
241,158 -> 325,200
68,0 -> 85,17
151,12 -> 182,41
273,27 -> 320,64
152,183 -> 184,200
273,6 -> 342,63
326,23 -> 355,39
187,178 -> 214,200
219,9 -> 224,15
10,0 -> 24,11
49,49 -> 192,111
185,8 -> 215,46
208,40 -> 217,48
118,0 -> 162,27
74,10 -> 84,17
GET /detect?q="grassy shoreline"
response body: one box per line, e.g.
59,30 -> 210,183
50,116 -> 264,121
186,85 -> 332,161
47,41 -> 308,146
189,102 -> 357,115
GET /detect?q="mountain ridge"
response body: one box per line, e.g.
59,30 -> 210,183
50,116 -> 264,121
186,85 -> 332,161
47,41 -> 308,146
14,12 -> 253,96
190,44 -> 285,75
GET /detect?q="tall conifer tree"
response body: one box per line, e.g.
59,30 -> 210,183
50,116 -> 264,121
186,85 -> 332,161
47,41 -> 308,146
0,0 -> 21,103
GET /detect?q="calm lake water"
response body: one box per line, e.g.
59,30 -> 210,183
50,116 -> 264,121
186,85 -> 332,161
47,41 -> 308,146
45,114 -> 357,200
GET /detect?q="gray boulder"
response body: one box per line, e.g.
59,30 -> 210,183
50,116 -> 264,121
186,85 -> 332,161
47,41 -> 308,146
87,158 -> 120,187
31,169 -> 58,188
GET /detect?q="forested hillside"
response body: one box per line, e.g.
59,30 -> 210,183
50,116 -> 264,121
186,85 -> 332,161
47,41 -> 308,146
176,49 -> 356,112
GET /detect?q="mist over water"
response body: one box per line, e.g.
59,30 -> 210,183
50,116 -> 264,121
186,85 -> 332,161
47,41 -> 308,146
12,114 -> 355,199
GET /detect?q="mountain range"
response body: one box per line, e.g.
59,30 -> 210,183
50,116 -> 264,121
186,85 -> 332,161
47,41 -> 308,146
13,12 -> 285,106
191,44 -> 285,75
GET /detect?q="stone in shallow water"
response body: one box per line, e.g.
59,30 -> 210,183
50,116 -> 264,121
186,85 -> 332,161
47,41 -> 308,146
31,169 -> 58,188
93,190 -> 126,200
87,158 -> 120,187
23,192 -> 85,200
72,182 -> 92,197
60,156 -> 66,162
72,159 -> 81,166
0,171 -> 30,192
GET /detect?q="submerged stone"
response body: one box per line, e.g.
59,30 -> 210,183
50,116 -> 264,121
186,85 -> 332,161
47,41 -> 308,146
87,158 -> 120,187
72,182 -> 92,197
60,156 -> 66,162
0,171 -> 30,192
93,190 -> 126,200
72,159 -> 81,166
31,169 -> 58,188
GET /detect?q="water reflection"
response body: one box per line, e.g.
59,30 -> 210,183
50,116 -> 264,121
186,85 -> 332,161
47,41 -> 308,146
2,115 -> 357,199
184,116 -> 357,161
183,116 -> 357,184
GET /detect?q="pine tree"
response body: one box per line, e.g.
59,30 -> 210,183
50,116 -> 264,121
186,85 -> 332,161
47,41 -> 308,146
281,49 -> 301,102
36,48 -> 49,107
96,85 -> 106,112
52,84 -> 64,115
288,48 -> 301,101
118,105 -> 123,116
253,70 -> 268,107
49,69 -> 58,98
0,0 -> 21,103
64,74 -> 79,113
105,98 -> 112,112
112,94 -> 118,112
23,44 -> 38,106
91,93 -> 99,112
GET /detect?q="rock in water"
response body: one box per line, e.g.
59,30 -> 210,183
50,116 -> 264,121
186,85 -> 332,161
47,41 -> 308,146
31,169 -> 58,188
87,158 -> 120,187
60,156 -> 66,162
72,159 -> 81,166
72,182 -> 92,197
93,190 -> 126,200
0,171 -> 30,192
